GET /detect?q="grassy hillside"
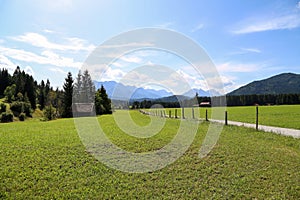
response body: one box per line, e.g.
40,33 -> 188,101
0,111 -> 299,199
229,73 -> 300,95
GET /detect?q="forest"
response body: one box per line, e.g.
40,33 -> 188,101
0,67 -> 111,122
1,66 -> 299,122
131,93 -> 300,109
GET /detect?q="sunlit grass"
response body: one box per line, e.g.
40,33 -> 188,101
0,110 -> 299,199
148,105 -> 300,129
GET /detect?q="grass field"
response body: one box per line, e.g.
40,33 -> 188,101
149,105 -> 300,129
0,110 -> 299,199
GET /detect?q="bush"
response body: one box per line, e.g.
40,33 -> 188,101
19,113 -> 26,121
43,106 -> 56,121
1,112 -> 13,123
0,103 -> 6,113
10,101 -> 32,117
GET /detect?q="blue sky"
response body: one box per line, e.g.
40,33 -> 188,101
0,0 -> 300,93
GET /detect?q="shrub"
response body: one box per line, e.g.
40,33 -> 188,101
10,101 -> 32,117
0,103 -> 6,113
43,106 -> 56,121
19,113 -> 26,121
0,112 -> 13,123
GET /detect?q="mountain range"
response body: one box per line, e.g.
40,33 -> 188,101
94,81 -> 215,100
94,81 -> 172,100
94,72 -> 300,101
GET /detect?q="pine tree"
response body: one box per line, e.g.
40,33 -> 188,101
95,85 -> 112,115
0,68 -> 11,97
62,72 -> 74,118
73,70 -> 95,103
73,70 -> 82,103
38,80 -> 46,110
45,79 -> 51,105
24,74 -> 36,109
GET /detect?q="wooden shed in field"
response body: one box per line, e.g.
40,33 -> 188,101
72,103 -> 95,116
199,102 -> 211,107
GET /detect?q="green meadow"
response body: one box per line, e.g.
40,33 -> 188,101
1,110 -> 299,199
155,105 -> 300,129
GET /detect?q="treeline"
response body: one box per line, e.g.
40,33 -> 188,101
225,94 -> 300,106
130,94 -> 300,109
0,67 -> 111,122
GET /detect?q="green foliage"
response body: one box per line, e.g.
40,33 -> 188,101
0,103 -> 6,113
73,70 -> 95,103
38,80 -> 46,110
4,84 -> 16,102
0,111 -> 299,198
43,105 -> 56,121
62,72 -> 74,118
0,68 -> 11,97
12,66 -> 37,109
0,111 -> 13,123
18,113 -> 26,121
10,101 -> 32,117
95,85 -> 112,115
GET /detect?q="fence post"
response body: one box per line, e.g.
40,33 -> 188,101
256,106 -> 258,130
192,107 -> 195,119
225,111 -> 228,125
182,107 -> 185,119
169,110 -> 171,118
175,109 -> 178,118
205,109 -> 208,121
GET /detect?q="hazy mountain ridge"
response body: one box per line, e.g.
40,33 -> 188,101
94,73 -> 300,101
94,81 -> 173,100
94,81 -> 214,100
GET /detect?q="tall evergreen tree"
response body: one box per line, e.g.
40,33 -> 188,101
24,74 -> 36,109
95,85 -> 112,115
62,72 -> 74,118
73,70 -> 95,103
45,79 -> 51,105
38,80 -> 46,110
0,68 -> 11,97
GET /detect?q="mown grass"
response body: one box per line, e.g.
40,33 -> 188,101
0,110 -> 299,199
151,105 -> 300,129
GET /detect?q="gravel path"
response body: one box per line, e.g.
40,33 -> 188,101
210,119 -> 300,139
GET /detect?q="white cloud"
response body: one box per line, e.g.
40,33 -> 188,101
191,23 -> 204,32
0,46 -> 82,69
233,14 -> 300,34
120,55 -> 143,64
49,67 -> 68,74
297,1 -> 300,9
229,48 -> 262,55
24,66 -> 34,76
216,62 -> 260,73
0,55 -> 15,73
175,69 -> 236,94
240,48 -> 261,53
11,32 -> 96,52
176,69 -> 207,90
101,68 -> 126,81
43,29 -> 55,34
156,22 -> 175,29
